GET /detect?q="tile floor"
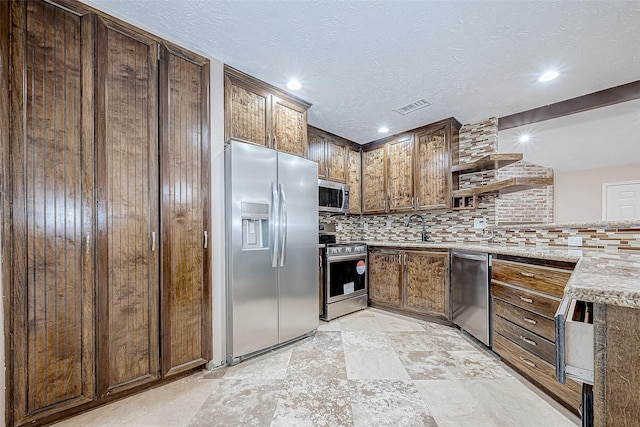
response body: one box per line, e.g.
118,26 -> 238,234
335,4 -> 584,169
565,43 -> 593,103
55,309 -> 579,426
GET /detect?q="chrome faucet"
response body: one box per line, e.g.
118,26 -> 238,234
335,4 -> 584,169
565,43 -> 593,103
405,214 -> 431,242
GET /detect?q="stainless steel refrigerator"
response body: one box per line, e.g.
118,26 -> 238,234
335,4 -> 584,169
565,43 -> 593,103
225,140 -> 319,364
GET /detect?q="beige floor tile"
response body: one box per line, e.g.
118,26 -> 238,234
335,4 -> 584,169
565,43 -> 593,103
397,350 -> 465,380
344,350 -> 410,380
223,347 -> 292,380
349,379 -> 437,427
189,379 -> 282,427
342,330 -> 394,351
373,312 -> 426,332
271,378 -> 353,427
317,318 -> 342,331
286,348 -> 347,380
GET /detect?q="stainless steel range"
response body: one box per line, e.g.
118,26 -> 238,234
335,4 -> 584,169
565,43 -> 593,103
320,243 -> 368,320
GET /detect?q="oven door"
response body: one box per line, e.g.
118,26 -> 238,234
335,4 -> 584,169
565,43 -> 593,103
326,254 -> 367,303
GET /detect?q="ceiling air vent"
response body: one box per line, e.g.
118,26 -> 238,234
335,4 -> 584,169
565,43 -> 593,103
393,98 -> 433,115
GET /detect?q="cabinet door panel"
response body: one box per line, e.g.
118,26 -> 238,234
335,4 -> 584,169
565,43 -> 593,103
9,2 -> 95,424
95,18 -> 160,395
363,147 -> 386,213
326,141 -> 347,182
415,127 -> 451,210
272,97 -> 307,157
387,138 -> 414,211
307,127 -> 326,178
368,250 -> 402,307
347,148 -> 362,214
404,251 -> 449,319
224,75 -> 269,146
160,44 -> 211,376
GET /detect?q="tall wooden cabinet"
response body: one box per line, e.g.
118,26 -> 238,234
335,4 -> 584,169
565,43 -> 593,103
4,2 -> 96,423
2,1 -> 211,425
224,66 -> 310,158
414,124 -> 453,210
386,137 -> 414,212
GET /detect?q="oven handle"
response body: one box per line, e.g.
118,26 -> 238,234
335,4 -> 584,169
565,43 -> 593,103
326,254 -> 367,262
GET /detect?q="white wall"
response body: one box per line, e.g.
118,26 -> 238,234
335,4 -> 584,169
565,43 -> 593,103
555,162 -> 640,223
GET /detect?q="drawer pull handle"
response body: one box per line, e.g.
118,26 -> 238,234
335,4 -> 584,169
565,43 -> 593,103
520,271 -> 535,278
523,317 -> 538,325
519,336 -> 537,346
519,356 -> 537,368
519,296 -> 534,304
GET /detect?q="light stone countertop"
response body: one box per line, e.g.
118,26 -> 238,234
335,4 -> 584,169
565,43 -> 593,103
362,240 -> 640,309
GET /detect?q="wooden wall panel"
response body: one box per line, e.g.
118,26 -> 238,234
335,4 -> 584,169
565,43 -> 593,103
160,44 -> 211,376
415,127 -> 450,210
9,2 -> 95,424
95,18 -> 159,395
363,147 -> 386,213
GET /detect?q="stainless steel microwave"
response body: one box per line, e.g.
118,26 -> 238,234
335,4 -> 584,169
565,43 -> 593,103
318,179 -> 350,213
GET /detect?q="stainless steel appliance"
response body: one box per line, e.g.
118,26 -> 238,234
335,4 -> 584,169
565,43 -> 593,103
318,179 -> 350,213
451,250 -> 492,346
225,140 -> 318,364
321,243 -> 368,320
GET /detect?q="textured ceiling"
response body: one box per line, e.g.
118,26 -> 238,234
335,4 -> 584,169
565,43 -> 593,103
83,0 -> 640,148
499,98 -> 640,173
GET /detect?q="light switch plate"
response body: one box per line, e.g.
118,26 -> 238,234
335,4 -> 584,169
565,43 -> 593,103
363,222 -> 369,231
568,236 -> 583,246
337,223 -> 343,231
473,218 -> 487,229
386,220 -> 392,229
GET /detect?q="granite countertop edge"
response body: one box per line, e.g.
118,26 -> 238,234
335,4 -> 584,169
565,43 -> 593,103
362,240 -> 640,309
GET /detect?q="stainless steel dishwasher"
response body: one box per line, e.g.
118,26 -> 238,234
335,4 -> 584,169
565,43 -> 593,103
451,250 -> 491,346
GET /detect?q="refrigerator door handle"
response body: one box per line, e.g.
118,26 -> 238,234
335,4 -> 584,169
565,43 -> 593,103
270,181 -> 279,268
279,183 -> 287,267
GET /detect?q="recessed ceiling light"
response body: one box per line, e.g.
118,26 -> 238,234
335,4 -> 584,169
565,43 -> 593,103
519,134 -> 530,143
287,80 -> 301,90
538,71 -> 559,82
378,126 -> 389,133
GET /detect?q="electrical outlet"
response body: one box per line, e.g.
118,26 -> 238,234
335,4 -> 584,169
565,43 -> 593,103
473,218 -> 487,229
363,222 -> 369,231
386,220 -> 392,229
568,236 -> 582,246
337,223 -> 343,231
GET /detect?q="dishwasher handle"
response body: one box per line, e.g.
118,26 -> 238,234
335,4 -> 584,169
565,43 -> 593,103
452,251 -> 487,262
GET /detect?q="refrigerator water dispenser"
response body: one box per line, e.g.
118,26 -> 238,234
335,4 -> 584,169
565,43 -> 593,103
241,202 -> 269,250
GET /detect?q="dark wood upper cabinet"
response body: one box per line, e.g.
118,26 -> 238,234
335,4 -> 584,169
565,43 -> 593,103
362,146 -> 387,214
224,66 -> 311,157
386,136 -> 415,212
94,16 -> 161,396
159,42 -> 212,377
362,117 -> 460,214
308,125 -> 349,182
347,147 -> 362,214
6,1 -> 96,425
414,124 -> 453,210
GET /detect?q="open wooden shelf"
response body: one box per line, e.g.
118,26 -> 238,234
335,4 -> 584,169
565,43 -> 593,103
451,177 -> 554,197
451,153 -> 523,173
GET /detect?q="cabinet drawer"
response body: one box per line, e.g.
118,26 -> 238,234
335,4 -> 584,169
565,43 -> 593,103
493,315 -> 556,365
493,333 -> 581,412
493,298 -> 555,342
555,297 -> 594,384
491,280 -> 560,319
492,259 -> 572,298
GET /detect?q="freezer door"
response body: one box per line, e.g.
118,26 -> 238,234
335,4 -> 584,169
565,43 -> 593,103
277,151 -> 319,343
226,141 -> 279,359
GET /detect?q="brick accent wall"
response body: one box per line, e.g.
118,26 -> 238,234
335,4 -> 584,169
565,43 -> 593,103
496,161 -> 555,224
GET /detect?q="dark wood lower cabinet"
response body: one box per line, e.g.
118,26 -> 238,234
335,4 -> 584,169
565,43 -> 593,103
2,1 -> 211,426
368,248 -> 450,321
